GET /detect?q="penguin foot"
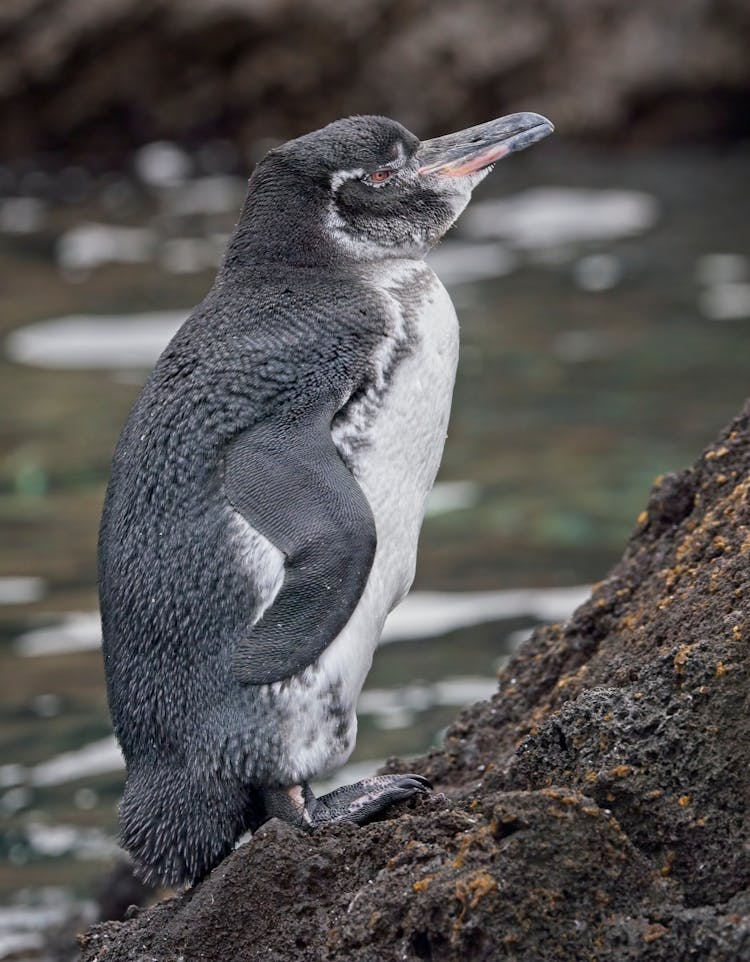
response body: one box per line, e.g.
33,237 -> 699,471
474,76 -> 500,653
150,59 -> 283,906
262,774 -> 431,830
312,773 -> 432,825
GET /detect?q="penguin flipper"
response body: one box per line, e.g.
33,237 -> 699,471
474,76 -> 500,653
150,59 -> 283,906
224,409 -> 376,685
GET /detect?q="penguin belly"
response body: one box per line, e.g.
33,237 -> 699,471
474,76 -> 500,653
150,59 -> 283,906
241,260 -> 459,785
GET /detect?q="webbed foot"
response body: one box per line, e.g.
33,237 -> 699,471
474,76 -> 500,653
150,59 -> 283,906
262,774 -> 431,830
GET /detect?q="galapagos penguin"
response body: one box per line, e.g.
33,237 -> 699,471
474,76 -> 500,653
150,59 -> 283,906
99,111 -> 554,886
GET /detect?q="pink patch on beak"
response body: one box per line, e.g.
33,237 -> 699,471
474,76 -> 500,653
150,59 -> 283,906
418,142 -> 511,177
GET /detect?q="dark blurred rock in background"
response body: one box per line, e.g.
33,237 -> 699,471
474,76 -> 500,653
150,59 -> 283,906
1,0 -> 749,167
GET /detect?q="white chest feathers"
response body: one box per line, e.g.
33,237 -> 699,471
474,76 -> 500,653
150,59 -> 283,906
230,258 -> 460,783
332,258 -> 459,608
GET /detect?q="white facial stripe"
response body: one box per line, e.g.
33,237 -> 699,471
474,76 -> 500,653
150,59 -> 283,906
330,143 -> 408,194
325,204 -> 403,259
330,167 -> 365,192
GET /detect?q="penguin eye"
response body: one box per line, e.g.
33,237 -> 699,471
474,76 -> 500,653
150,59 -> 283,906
368,169 -> 393,185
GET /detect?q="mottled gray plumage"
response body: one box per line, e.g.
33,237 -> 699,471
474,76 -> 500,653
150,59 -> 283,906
99,112 -> 553,886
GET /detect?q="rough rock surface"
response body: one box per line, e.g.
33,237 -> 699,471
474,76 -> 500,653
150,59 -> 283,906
77,401 -> 750,959
2,0 -> 750,164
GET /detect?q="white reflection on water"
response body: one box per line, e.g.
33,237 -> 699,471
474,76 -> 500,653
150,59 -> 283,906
427,240 -> 516,285
29,736 -> 123,787
0,577 -> 44,605
0,196 -> 45,234
25,822 -> 119,860
0,765 -> 25,788
358,676 -> 499,731
464,187 -> 658,248
56,222 -> 157,273
159,235 -> 227,274
0,892 -> 96,960
0,929 -> 43,959
134,140 -> 192,187
424,480 -> 480,515
162,175 -> 245,216
16,611 -> 102,656
5,310 -> 186,369
700,282 -> 750,321
696,253 -> 750,321
572,252 -> 623,292
359,677 -> 499,716
380,585 -> 589,643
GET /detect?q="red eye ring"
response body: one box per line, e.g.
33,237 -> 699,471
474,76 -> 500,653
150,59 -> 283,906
369,169 -> 393,183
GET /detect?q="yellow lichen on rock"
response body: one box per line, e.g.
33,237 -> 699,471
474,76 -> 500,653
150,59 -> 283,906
705,446 -> 730,460
451,824 -> 494,869
673,643 -> 698,675
610,764 -> 632,778
643,923 -> 669,943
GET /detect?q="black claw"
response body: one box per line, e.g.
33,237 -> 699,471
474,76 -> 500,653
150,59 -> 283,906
390,774 -> 432,795
400,774 -> 432,791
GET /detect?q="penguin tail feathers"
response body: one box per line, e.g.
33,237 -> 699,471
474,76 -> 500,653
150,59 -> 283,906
119,765 -> 259,887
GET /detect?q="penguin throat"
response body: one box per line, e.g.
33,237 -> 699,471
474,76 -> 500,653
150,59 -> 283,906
325,204 -> 432,261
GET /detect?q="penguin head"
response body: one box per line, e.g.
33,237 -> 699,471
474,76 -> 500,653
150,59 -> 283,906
230,113 -> 552,267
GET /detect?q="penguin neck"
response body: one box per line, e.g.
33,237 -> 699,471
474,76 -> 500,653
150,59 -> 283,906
221,161 -> 343,274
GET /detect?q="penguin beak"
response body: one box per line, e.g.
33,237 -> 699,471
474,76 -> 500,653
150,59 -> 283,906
417,112 -> 554,177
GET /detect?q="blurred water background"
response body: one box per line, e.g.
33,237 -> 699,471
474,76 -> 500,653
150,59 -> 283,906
1,0 -> 750,957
